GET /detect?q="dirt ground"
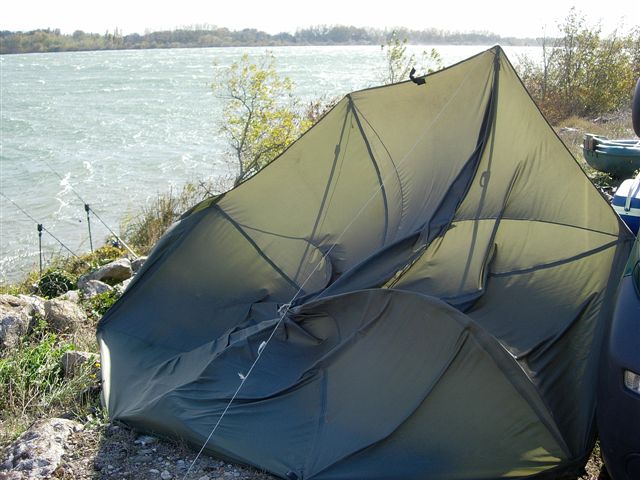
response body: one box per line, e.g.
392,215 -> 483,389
48,421 -> 608,480
55,422 -> 275,480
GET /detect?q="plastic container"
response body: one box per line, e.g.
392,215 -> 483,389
612,175 -> 640,235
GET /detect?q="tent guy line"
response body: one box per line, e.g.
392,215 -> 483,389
41,158 -> 139,258
0,191 -> 87,273
182,56 -> 481,480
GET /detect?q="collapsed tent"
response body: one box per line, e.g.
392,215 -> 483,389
97,46 -> 634,479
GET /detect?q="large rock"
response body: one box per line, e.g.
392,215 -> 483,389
79,279 -> 113,299
17,295 -> 45,318
44,299 -> 87,333
60,350 -> 100,378
0,418 -> 82,479
114,278 -> 132,295
56,289 -> 80,303
78,258 -> 132,287
131,256 -> 148,273
0,295 -> 44,351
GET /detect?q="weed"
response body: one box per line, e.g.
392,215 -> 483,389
83,289 -> 121,320
0,320 -> 101,445
36,269 -> 77,298
121,181 -> 216,254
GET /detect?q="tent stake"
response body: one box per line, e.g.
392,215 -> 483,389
85,203 -> 94,253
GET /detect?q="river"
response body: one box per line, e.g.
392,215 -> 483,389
0,44 -> 541,283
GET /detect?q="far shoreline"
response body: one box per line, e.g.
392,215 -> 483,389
0,26 -> 546,55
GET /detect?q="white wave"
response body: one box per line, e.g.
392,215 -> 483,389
58,172 -> 72,190
54,173 -> 74,215
83,161 -> 94,177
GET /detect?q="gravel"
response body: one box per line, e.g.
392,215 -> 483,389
5,418 -> 607,479
53,422 -> 275,480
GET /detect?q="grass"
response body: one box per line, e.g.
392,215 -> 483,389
0,244 -> 124,446
554,109 -> 637,193
120,180 -> 225,255
0,319 -> 102,446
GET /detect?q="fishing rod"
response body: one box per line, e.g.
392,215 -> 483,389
0,191 -> 83,275
42,159 -> 138,258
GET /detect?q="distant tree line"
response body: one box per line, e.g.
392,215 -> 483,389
0,26 -> 540,54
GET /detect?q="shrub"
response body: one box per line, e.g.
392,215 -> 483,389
518,9 -> 638,123
212,52 -> 313,186
83,289 -> 121,319
36,269 -> 76,298
380,31 -> 443,85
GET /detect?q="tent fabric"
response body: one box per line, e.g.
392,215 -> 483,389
97,46 -> 634,479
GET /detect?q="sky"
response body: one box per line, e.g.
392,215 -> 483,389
1,0 -> 639,39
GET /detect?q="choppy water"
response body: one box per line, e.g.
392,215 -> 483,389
0,45 -> 540,283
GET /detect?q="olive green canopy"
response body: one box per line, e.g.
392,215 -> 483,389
98,46 -> 633,479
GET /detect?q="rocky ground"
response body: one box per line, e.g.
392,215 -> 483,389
1,418 -> 276,480
0,408 -> 612,480
0,415 -> 608,480
61,423 -> 276,480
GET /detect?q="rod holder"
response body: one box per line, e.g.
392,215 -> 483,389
37,223 -> 43,276
84,203 -> 94,253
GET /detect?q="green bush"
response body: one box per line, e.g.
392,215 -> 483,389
518,9 -> 638,123
84,289 -> 121,319
36,269 -> 76,298
380,31 -> 443,85
212,52 -> 313,187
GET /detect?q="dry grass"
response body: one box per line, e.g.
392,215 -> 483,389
555,110 -> 635,163
120,179 -> 231,255
554,109 -> 636,193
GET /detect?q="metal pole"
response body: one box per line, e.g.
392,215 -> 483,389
37,224 -> 43,276
85,203 -> 94,253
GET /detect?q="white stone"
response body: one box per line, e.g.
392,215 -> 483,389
131,256 -> 148,273
56,289 -> 81,303
0,295 -> 32,351
115,278 -> 132,295
0,418 -> 82,479
79,279 -> 114,299
135,434 -> 158,445
79,258 -> 132,286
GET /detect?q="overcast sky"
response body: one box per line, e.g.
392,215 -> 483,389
2,0 -> 639,38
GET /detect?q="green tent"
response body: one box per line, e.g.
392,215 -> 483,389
97,46 -> 634,479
